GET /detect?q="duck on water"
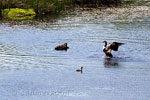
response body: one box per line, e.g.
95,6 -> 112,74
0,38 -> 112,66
55,43 -> 69,50
102,41 -> 124,58
76,67 -> 83,73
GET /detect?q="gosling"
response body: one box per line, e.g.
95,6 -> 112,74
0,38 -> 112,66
76,67 -> 83,73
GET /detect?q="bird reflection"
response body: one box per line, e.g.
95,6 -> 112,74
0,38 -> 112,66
103,57 -> 119,68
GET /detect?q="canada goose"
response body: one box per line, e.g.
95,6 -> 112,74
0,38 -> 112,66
55,43 -> 69,50
76,67 -> 83,72
103,41 -> 124,58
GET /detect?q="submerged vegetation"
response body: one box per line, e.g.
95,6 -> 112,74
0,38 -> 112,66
0,0 -> 122,15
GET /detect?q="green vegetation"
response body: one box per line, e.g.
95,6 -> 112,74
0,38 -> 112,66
0,0 -> 123,14
0,0 -> 73,14
2,8 -> 36,20
0,0 -> 127,19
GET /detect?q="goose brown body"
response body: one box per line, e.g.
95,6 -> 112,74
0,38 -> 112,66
55,43 -> 69,50
103,41 -> 124,57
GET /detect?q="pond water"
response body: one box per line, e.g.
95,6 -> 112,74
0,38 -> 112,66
0,6 -> 150,100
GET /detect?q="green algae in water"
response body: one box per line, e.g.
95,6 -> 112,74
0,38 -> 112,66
1,8 -> 36,20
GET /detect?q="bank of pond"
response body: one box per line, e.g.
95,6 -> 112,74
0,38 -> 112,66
0,0 -> 143,20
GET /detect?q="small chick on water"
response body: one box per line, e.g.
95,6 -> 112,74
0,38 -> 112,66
76,67 -> 83,73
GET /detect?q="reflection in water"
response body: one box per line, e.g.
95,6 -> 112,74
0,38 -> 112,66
103,57 -> 119,68
77,70 -> 83,74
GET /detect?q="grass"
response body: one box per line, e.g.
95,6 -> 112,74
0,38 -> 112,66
0,0 -> 123,15
0,0 -> 73,14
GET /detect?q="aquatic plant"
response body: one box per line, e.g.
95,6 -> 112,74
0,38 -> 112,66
2,8 -> 36,20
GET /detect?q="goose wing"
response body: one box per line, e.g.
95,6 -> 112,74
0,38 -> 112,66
109,42 -> 124,51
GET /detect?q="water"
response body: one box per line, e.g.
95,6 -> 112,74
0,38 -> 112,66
0,7 -> 150,100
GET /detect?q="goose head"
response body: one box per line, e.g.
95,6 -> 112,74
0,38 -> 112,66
64,43 -> 67,47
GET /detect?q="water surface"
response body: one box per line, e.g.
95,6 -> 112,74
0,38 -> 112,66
0,6 -> 150,100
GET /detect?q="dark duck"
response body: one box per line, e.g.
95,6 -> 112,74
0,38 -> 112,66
55,43 -> 69,50
102,41 -> 124,58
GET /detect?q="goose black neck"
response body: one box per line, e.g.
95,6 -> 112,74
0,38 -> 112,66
104,41 -> 107,47
64,43 -> 67,46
